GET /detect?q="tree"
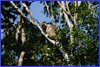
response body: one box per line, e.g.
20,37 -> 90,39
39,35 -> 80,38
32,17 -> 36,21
1,1 -> 99,66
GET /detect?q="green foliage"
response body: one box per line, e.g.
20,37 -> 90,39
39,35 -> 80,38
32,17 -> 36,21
1,1 -> 99,66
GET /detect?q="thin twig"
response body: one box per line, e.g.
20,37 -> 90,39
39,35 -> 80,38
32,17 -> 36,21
66,1 -> 70,13
57,1 -> 69,15
58,7 -> 63,28
57,1 -> 76,27
73,1 -> 77,25
45,1 -> 56,25
50,1 -> 56,25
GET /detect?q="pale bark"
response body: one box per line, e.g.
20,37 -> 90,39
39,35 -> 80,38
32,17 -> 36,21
45,1 -> 56,25
57,1 -> 76,27
18,51 -> 26,66
10,1 -> 69,64
61,1 -> 74,44
58,7 -> 63,28
61,1 -> 74,66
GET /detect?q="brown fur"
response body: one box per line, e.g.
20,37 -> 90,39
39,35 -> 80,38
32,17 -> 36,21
41,21 -> 57,40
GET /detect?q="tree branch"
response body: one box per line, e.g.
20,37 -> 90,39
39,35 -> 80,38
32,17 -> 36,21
73,1 -> 77,25
10,1 -> 59,46
10,1 -> 69,63
15,5 -> 28,66
66,1 -> 70,13
45,1 -> 56,25
78,1 -> 82,6
21,17 -> 26,46
57,1 -> 69,15
18,51 -> 26,66
60,1 -> 72,27
58,7 -> 63,28
10,1 -> 57,45
20,1 -> 29,13
74,1 -> 82,48
57,1 -> 76,27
